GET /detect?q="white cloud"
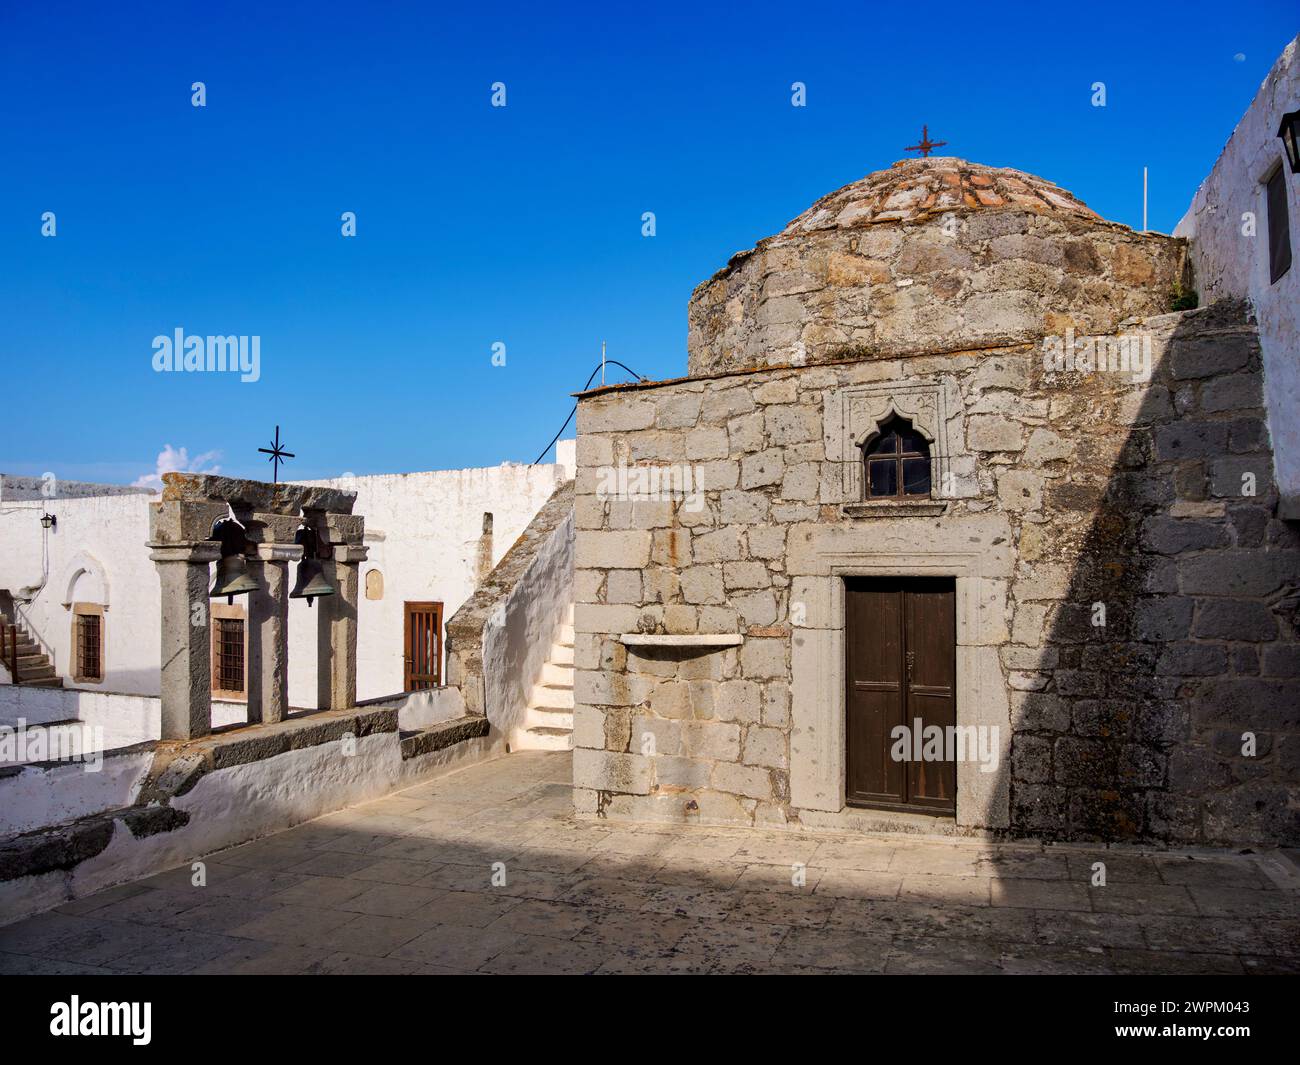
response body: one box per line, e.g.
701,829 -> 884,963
132,444 -> 222,490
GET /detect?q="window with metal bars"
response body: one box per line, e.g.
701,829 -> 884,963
213,617 -> 245,694
76,613 -> 102,681
862,414 -> 932,499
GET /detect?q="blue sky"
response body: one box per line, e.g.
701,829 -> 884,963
1,2 -> 1295,484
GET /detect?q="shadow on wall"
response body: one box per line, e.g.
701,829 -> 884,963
1008,300 -> 1300,846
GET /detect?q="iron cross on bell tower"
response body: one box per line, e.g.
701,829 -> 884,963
258,425 -> 295,484
905,125 -> 948,158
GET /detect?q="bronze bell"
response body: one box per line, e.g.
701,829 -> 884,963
210,553 -> 259,603
210,519 -> 258,604
290,558 -> 335,607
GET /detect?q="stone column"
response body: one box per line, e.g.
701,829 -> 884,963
317,543 -> 367,710
247,542 -> 296,724
149,542 -> 220,740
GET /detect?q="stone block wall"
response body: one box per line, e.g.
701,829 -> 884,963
573,300 -> 1300,846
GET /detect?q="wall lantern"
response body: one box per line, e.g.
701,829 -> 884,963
40,513 -> 57,531
1280,109 -> 1300,174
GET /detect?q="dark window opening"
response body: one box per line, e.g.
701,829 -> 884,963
76,614 -> 101,681
863,415 -> 932,499
1267,165 -> 1292,284
214,618 -> 245,694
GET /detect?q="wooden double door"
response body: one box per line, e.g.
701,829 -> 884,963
845,577 -> 956,814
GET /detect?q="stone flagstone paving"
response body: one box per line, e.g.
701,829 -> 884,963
2,751 -> 1298,975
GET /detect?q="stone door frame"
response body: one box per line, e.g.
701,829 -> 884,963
791,548 -> 1010,831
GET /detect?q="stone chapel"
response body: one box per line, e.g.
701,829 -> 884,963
569,157 -> 1300,846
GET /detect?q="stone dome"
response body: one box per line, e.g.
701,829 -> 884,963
687,157 -> 1186,376
783,157 -> 1099,231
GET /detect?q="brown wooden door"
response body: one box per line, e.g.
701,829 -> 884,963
403,601 -> 443,691
845,577 -> 955,814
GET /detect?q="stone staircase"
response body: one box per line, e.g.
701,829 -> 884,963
0,615 -> 62,688
512,605 -> 574,751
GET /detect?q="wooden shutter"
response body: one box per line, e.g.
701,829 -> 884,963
1267,165 -> 1292,285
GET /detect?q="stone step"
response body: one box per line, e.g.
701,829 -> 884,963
522,725 -> 573,751
528,706 -> 573,730
556,624 -> 575,646
530,683 -> 574,710
539,660 -> 574,686
550,642 -> 574,666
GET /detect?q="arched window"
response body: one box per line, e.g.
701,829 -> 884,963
863,414 -> 931,499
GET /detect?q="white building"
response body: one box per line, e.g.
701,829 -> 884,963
1176,36 -> 1299,517
0,446 -> 574,723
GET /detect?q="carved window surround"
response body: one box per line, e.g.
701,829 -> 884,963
823,378 -> 975,503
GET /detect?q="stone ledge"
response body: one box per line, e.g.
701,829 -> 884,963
134,704 -> 402,802
842,501 -> 949,519
619,634 -> 744,648
0,802 -> 194,883
399,715 -> 491,760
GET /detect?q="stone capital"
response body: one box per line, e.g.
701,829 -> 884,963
148,542 -> 222,564
331,544 -> 369,564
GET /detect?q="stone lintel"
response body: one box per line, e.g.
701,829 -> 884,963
240,513 -> 302,544
162,472 -> 356,515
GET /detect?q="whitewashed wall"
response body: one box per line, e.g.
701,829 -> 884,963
483,506 -> 574,742
0,494 -> 160,694
1,451 -> 575,714
1176,36 -> 1300,517
288,462 -> 568,704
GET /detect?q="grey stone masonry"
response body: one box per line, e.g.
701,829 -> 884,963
149,542 -> 220,741
572,300 -> 1300,847
687,158 -> 1185,376
148,473 -> 364,738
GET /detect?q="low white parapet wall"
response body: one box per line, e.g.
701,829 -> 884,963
0,702 -> 493,926
0,685 -> 247,752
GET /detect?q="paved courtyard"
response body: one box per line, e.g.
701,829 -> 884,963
2,751 -> 1298,974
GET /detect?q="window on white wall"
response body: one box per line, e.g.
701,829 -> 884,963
1266,164 -> 1292,284
211,603 -> 247,699
71,603 -> 103,683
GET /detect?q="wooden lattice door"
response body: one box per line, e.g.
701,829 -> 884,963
403,602 -> 443,691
